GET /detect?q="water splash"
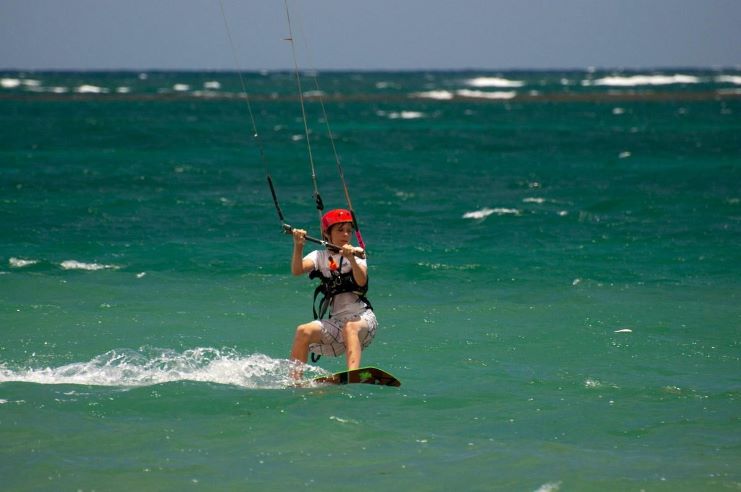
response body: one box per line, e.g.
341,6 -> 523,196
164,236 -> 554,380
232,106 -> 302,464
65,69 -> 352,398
0,347 -> 326,390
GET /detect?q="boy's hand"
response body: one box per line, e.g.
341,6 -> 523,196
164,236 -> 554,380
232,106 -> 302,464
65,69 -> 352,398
341,244 -> 365,260
292,228 -> 306,246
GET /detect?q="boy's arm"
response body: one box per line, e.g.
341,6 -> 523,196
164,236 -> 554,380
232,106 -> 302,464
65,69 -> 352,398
341,244 -> 367,287
291,228 -> 315,275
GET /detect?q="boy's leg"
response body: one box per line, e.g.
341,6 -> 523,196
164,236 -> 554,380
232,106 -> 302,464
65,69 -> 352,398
290,321 -> 323,363
342,319 -> 367,370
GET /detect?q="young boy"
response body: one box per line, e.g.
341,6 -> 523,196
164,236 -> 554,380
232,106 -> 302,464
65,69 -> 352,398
289,209 -> 376,372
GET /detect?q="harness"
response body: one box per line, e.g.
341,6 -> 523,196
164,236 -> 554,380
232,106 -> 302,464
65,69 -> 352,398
309,256 -> 372,320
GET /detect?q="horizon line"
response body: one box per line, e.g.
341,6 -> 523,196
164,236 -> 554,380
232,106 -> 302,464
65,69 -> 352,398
2,65 -> 740,74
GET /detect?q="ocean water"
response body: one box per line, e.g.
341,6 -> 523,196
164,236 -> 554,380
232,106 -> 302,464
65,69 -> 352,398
1,69 -> 740,491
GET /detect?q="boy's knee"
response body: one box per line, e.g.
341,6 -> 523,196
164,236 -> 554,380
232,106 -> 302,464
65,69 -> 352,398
295,323 -> 315,340
342,320 -> 362,337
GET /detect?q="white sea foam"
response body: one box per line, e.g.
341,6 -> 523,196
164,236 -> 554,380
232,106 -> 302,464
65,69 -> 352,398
1,78 -> 21,89
116,86 -> 131,94
582,74 -> 700,87
463,209 -> 495,220
463,207 -> 520,219
534,482 -> 561,492
203,80 -> 221,89
411,90 -> 454,100
192,90 -> 223,98
173,83 -> 190,92
378,110 -> 425,120
393,111 -> 424,119
60,260 -> 119,271
302,90 -> 325,97
9,257 -> 38,268
417,262 -> 480,271
75,84 -> 109,94
467,76 -> 524,88
523,197 -> 546,204
375,81 -> 400,89
715,75 -> 741,85
456,89 -> 517,100
0,348 -> 325,389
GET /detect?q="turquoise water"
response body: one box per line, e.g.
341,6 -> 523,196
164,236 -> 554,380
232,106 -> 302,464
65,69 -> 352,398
1,70 -> 740,490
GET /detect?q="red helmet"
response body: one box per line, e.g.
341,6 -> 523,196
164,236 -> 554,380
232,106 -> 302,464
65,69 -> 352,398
321,209 -> 353,233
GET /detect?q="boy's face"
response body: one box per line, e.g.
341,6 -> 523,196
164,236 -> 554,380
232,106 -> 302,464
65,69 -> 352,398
328,222 -> 353,246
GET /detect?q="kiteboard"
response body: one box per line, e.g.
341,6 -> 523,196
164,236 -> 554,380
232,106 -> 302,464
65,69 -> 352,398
313,367 -> 401,387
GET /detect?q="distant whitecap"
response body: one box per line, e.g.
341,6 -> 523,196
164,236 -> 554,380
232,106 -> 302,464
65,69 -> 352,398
75,84 -> 108,94
467,76 -> 524,88
456,89 -> 516,100
192,90 -> 221,98
534,482 -> 561,492
584,378 -> 601,389
9,257 -> 38,268
375,81 -> 400,89
389,111 -> 424,120
463,208 -> 495,220
173,84 -> 190,92
60,260 -> 119,271
203,81 -> 221,89
582,74 -> 700,87
378,110 -> 425,120
463,207 -> 520,219
411,90 -> 454,100
1,78 -> 21,89
715,75 -> 741,85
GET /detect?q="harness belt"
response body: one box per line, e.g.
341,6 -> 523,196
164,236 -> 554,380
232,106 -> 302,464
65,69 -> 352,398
309,266 -> 372,319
